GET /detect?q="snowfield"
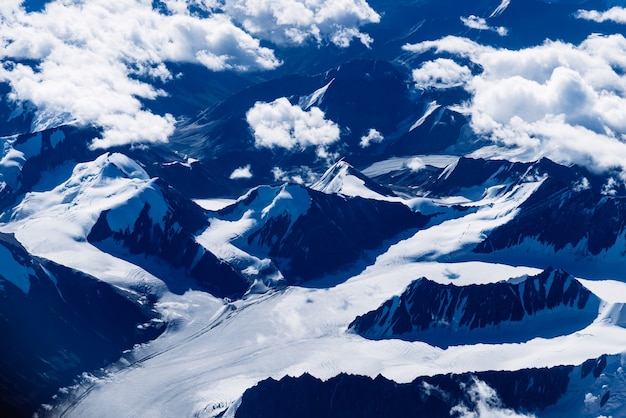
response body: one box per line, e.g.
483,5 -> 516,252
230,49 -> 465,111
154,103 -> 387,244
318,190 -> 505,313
6,0 -> 626,416
11,170 -> 618,415
2,150 -> 625,417
46,257 -> 626,417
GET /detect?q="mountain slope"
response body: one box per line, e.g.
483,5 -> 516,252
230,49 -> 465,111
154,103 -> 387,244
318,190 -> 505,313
86,176 -> 249,298
213,183 -> 429,282
234,354 -> 618,418
0,232 -> 163,417
311,159 -> 397,199
349,268 -> 600,348
474,159 -> 626,257
6,152 -> 250,298
4,0 -> 626,416
169,59 -> 457,197
234,366 -> 571,418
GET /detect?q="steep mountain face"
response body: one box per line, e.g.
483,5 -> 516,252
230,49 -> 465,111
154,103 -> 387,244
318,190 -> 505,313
235,353 -> 619,418
87,185 -> 250,298
311,159 -> 397,199
171,73 -> 326,193
0,123 -> 245,211
309,60 -> 418,160
6,151 -> 249,298
234,364 -> 574,418
0,82 -> 35,137
169,59 -> 456,197
363,156 -> 626,271
385,104 -> 470,158
0,125 -> 99,211
83,161 -> 250,298
349,268 -> 600,348
424,157 -> 534,198
473,159 -> 626,259
217,182 -> 429,282
0,232 -> 164,417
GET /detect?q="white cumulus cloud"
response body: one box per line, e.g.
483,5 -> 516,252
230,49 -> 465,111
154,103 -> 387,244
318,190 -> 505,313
576,7 -> 626,24
404,34 -> 626,176
0,0 -> 380,147
406,157 -> 425,171
0,1 -> 282,148
223,0 -> 380,47
411,58 -> 472,89
229,164 -> 253,179
359,128 -> 384,147
246,97 -> 340,156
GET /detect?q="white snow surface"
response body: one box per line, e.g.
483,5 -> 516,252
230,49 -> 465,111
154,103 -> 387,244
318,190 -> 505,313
0,133 -> 41,191
44,168 -> 626,417
47,256 -> 626,418
6,152 -> 626,416
300,78 -> 335,110
0,153 -> 171,293
195,183 -> 313,282
409,100 -> 441,131
311,159 -> 399,201
361,155 -> 460,177
193,198 -> 237,211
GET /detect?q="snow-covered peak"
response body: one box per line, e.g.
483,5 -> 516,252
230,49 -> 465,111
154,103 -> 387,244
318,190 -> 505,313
229,183 -> 312,222
61,153 -> 165,233
10,152 -> 154,225
300,78 -> 335,110
261,185 -> 311,220
409,101 -> 441,132
66,152 -> 149,187
311,159 -> 396,200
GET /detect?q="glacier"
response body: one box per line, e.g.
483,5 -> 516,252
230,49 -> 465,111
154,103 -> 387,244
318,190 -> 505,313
3,0 -> 626,417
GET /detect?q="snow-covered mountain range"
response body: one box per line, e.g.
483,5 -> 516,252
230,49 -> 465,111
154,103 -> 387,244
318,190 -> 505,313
3,0 -> 626,417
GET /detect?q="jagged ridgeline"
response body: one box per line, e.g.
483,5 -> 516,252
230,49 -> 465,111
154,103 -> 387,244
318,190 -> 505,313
349,268 -> 599,348
235,355 -> 612,418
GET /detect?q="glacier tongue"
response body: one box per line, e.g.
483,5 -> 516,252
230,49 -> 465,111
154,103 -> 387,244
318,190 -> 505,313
45,256 -> 626,418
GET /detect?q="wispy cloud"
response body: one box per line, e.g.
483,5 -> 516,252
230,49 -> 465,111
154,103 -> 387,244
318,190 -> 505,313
460,15 -> 507,36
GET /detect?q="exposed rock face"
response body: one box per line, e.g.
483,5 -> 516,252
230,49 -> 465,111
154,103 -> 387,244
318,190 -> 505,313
0,232 -> 164,417
349,268 -> 598,348
234,365 -> 574,418
221,183 -> 429,282
473,158 -> 626,256
87,179 -> 249,298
